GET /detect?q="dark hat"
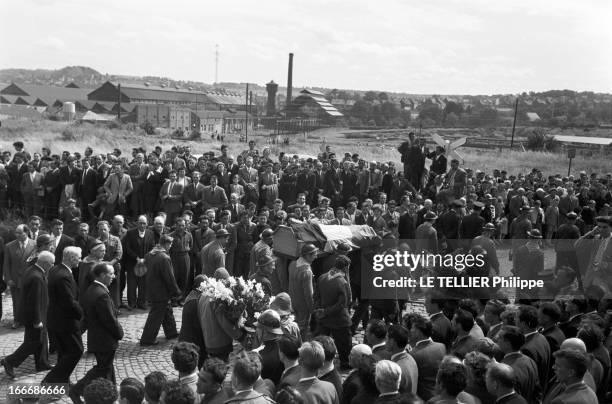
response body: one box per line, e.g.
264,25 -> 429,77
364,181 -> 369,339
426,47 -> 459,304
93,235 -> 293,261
472,201 -> 484,210
215,228 -> 230,238
13,141 -> 24,148
520,206 -> 532,213
336,243 -> 351,253
482,223 -> 496,231
566,212 -> 578,220
261,228 -> 274,239
452,199 -> 465,208
484,194 -> 494,200
254,309 -> 283,335
595,216 -> 612,225
527,229 -> 542,239
424,211 -> 438,221
36,234 -> 53,248
301,243 -> 319,255
270,292 -> 293,316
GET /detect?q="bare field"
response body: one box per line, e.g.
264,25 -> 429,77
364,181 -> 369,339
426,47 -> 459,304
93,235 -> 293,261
0,119 -> 610,176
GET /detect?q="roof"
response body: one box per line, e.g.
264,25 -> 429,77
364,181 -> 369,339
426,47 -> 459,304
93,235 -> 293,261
300,88 -> 326,96
526,112 -> 541,121
0,83 -> 91,102
80,111 -> 115,121
195,110 -> 225,119
552,135 -> 612,146
291,93 -> 344,117
0,104 -> 44,120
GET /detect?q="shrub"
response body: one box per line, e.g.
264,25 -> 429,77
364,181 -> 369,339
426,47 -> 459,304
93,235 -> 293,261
61,128 -> 77,141
190,130 -> 202,140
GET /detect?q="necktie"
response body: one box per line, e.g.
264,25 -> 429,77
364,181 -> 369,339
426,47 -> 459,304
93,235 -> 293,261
82,169 -> 87,184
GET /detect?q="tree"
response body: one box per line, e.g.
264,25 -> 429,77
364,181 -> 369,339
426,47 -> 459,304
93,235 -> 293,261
419,105 -> 443,124
381,101 -> 399,121
350,100 -> 372,120
444,101 -> 463,116
363,91 -> 378,103
445,112 -> 459,127
378,92 -> 389,104
479,108 -> 498,126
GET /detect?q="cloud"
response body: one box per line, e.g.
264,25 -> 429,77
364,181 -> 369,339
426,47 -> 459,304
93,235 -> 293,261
36,37 -> 68,51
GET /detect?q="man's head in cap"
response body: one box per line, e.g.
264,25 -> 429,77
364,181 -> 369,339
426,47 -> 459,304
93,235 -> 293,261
213,268 -> 230,280
255,309 -> 283,340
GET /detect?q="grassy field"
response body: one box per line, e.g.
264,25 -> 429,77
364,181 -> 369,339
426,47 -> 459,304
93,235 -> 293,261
0,118 -> 609,176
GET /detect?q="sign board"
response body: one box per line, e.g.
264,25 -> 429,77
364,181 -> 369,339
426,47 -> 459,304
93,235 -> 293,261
567,148 -> 576,159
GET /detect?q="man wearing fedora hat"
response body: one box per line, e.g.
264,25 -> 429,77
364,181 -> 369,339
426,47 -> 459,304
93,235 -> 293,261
288,243 -> 318,339
250,255 -> 275,296
553,212 -> 580,274
200,228 -> 229,277
249,228 -> 274,278
513,229 -> 544,299
472,223 -> 500,275
416,212 -> 438,253
510,206 -> 533,258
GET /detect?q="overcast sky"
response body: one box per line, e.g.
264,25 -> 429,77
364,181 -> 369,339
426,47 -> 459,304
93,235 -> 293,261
2,0 -> 611,94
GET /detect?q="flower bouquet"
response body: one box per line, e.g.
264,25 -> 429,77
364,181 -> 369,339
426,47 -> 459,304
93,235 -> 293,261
198,275 -> 271,330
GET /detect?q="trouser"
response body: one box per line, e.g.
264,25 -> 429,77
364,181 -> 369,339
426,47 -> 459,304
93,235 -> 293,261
109,276 -> 121,309
42,329 -> 83,384
315,325 -> 351,366
5,326 -> 50,369
171,253 -> 190,296
234,252 -> 250,279
207,345 -> 233,362
295,310 -> 312,340
351,298 -> 369,334
10,286 -> 21,323
127,266 -> 147,307
140,301 -> 178,344
72,350 -> 117,397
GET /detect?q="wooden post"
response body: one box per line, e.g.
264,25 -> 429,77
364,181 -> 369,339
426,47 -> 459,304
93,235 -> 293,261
245,83 -> 249,143
510,97 -> 519,149
117,83 -> 121,122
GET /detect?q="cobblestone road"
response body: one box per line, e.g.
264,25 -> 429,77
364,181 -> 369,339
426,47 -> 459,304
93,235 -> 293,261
0,245 -> 554,402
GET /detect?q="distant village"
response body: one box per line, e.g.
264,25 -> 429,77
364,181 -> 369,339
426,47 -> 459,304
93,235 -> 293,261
1,66 -> 611,133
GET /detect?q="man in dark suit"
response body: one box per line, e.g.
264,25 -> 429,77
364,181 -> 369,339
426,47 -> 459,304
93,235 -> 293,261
42,246 -> 84,384
140,234 -> 180,346
59,156 -> 82,208
427,146 -> 447,177
122,215 -> 155,310
537,302 -> 565,356
498,326 -> 541,402
3,224 -> 37,328
77,158 -> 99,221
43,160 -> 62,220
406,314 -> 446,401
6,152 -> 28,210
517,306 -> 551,389
1,251 -> 54,378
50,219 -> 75,265
415,212 -> 438,253
226,193 -> 245,223
143,161 -> 163,217
437,200 -> 462,252
459,201 -> 486,242
253,310 -> 285,385
425,291 -> 453,350
70,262 -> 123,404
485,362 -> 528,404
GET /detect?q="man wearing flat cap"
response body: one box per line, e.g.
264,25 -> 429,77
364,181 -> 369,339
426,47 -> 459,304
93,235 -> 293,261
460,201 -> 486,243
200,228 -> 229,277
472,223 -> 500,275
575,216 -> 612,293
553,212 -> 580,274
249,228 -> 274,278
59,155 -> 82,209
446,159 -> 467,198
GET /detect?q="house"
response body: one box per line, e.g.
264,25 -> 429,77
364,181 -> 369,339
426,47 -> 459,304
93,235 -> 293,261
284,89 -> 343,124
136,104 -> 192,131
526,112 -> 541,122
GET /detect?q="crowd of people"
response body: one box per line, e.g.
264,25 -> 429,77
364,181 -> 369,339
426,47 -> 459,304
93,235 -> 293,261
0,135 -> 611,403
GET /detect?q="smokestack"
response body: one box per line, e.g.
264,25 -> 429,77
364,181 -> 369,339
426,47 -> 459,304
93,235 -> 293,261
266,80 -> 278,116
286,53 -> 293,107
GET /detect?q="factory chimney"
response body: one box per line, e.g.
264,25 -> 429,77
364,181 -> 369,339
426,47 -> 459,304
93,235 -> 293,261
266,80 -> 278,116
286,53 -> 293,107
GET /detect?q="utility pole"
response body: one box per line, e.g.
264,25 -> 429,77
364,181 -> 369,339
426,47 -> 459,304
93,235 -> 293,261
245,83 -> 249,143
215,44 -> 219,84
117,83 -> 121,122
510,96 -> 519,149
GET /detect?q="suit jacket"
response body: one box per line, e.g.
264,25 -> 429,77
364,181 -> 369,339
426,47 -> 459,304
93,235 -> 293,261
254,340 -> 284,385
104,173 -> 133,204
502,352 -> 541,403
392,351 -> 418,395
81,281 -> 123,352
74,234 -> 97,258
410,338 -> 446,401
53,234 -> 75,265
19,264 -> 48,327
460,212 -> 485,240
182,181 -> 204,208
77,167 -> 99,203
3,238 -> 36,286
160,180 -> 184,214
226,203 -> 246,223
20,171 -> 44,196
430,312 -> 453,349
122,228 -> 155,268
295,378 -> 339,404
200,240 -> 226,277
201,185 -> 228,210
415,223 -> 438,253
46,263 -> 82,333
496,392 -> 528,404
521,332 -> 551,390
7,162 -> 28,191
430,154 -> 447,175
451,334 -> 480,360
145,248 -> 181,302
550,381 -> 596,404
59,166 -> 82,198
